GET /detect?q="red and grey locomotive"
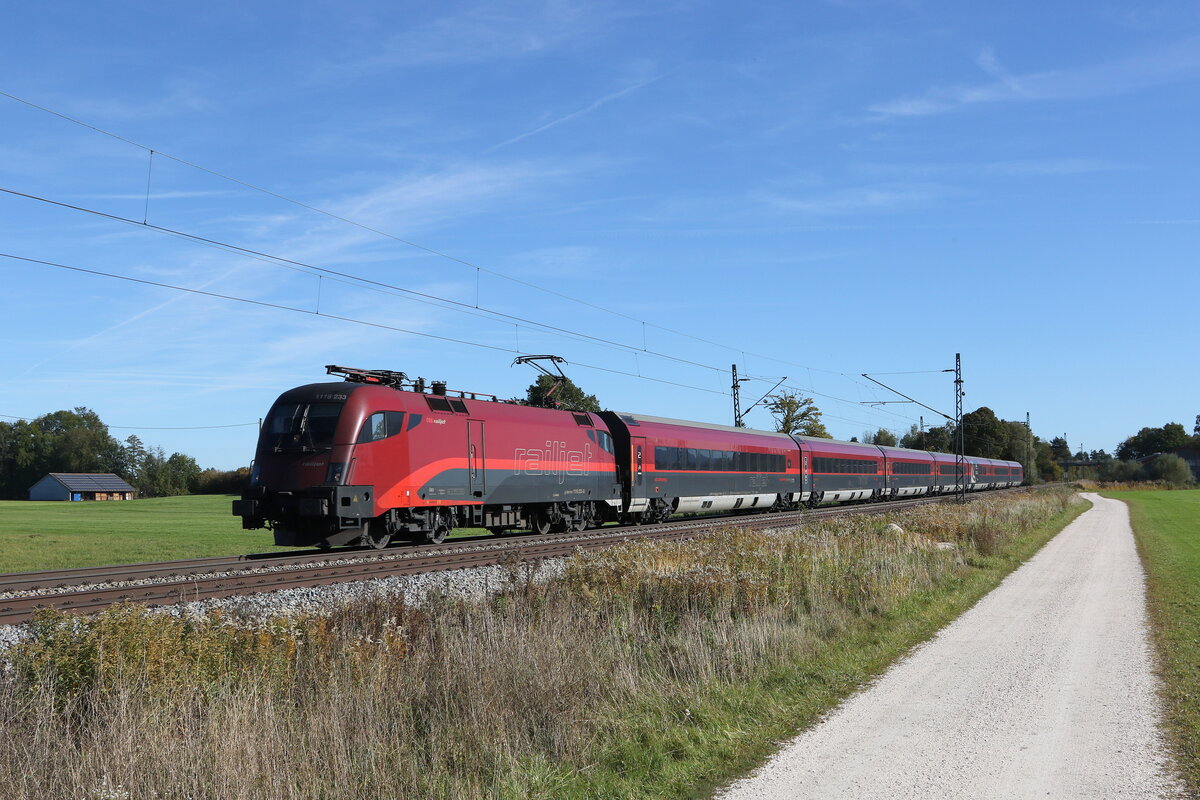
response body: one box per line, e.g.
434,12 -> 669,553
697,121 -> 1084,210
233,366 -> 1023,548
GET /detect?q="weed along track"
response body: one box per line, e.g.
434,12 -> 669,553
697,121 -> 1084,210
0,489 -> 1030,625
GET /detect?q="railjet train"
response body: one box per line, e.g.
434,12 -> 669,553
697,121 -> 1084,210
233,366 -> 1023,549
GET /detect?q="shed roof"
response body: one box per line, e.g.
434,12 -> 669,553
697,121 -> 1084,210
45,473 -> 136,493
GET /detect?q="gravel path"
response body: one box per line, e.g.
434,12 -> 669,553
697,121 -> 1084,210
718,493 -> 1178,800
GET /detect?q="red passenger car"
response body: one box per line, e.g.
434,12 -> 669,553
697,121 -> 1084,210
795,436 -> 885,504
597,411 -> 803,521
875,445 -> 936,498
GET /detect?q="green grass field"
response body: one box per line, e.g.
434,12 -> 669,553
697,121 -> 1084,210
1106,489 -> 1200,796
0,496 -> 300,573
0,495 -> 495,573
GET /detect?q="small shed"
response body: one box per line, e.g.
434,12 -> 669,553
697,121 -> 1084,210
29,473 -> 136,502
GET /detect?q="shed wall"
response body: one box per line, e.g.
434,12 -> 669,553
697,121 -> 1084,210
28,476 -> 70,501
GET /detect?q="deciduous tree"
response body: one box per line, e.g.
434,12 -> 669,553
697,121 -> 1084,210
1147,454 -> 1194,485
0,408 -> 126,499
765,392 -> 830,438
522,375 -> 600,412
0,409 -> 209,498
863,428 -> 897,447
918,425 -> 952,453
1116,422 -> 1191,460
961,407 -> 1007,458
1036,440 -> 1064,482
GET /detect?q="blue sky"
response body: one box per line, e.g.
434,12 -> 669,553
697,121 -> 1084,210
2,1 -> 1197,469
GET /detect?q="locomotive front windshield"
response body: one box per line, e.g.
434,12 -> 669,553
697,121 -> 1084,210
264,401 -> 343,452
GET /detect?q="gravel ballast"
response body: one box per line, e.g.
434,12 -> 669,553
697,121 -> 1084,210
718,493 -> 1179,799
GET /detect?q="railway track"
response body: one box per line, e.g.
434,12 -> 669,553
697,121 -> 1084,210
0,489 -> 1031,626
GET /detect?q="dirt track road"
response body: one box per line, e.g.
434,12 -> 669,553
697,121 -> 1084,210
718,493 -> 1178,800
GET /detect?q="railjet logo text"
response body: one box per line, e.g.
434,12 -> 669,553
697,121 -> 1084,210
513,442 -> 592,484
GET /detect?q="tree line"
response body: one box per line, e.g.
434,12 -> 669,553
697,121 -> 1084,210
0,408 -> 249,500
1074,418 -> 1200,485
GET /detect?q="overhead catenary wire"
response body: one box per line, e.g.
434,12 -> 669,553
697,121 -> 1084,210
0,183 -> 920,426
0,91 -> 956,429
0,245 -> 949,437
0,185 -> 725,377
0,89 -> 879,381
0,252 -> 730,399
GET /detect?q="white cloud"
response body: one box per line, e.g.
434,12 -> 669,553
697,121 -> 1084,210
869,37 -> 1200,119
331,161 -> 583,232
851,157 -> 1125,179
324,0 -> 631,75
505,244 -> 607,278
489,75 -> 663,150
755,182 -> 951,215
65,82 -> 217,121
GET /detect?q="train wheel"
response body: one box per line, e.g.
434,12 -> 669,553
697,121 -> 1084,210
425,523 -> 448,544
487,526 -> 508,536
564,502 -> 588,531
530,508 -> 552,535
569,513 -> 585,531
660,499 -> 675,522
361,521 -> 392,550
642,498 -> 670,524
424,509 -> 452,544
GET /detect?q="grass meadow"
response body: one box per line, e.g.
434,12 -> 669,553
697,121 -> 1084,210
0,496 -> 294,573
1106,489 -> 1200,796
0,496 -> 493,574
0,488 -> 1085,800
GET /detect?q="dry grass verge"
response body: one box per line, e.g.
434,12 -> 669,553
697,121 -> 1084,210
0,488 -> 1085,799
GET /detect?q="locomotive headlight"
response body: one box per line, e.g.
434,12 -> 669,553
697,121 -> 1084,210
326,462 -> 347,485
